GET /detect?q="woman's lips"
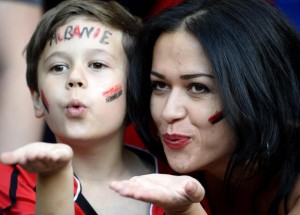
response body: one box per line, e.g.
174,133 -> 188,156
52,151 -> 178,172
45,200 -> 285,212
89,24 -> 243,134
162,133 -> 191,149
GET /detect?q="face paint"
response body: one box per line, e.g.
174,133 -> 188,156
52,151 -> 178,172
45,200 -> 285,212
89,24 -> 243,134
208,110 -> 224,124
102,84 -> 122,103
49,24 -> 113,46
41,90 -> 50,113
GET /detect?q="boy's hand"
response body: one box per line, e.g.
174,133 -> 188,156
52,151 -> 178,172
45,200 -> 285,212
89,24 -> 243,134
109,174 -> 207,215
0,142 -> 73,175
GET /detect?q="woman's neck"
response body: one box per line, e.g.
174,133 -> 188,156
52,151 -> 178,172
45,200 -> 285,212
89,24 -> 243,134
202,170 -> 279,215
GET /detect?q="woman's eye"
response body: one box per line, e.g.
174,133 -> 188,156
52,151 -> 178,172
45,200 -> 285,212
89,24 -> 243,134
151,81 -> 169,92
187,83 -> 209,94
49,64 -> 68,73
89,62 -> 106,70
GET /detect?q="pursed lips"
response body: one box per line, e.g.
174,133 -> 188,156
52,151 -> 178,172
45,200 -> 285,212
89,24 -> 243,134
65,100 -> 86,117
162,133 -> 191,149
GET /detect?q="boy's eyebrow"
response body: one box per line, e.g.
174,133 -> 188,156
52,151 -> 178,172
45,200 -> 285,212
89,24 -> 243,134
44,51 -> 70,64
151,71 -> 215,80
46,51 -> 67,59
44,48 -> 117,64
87,48 -> 117,61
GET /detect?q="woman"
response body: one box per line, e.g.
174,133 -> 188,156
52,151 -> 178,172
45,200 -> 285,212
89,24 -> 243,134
111,0 -> 300,214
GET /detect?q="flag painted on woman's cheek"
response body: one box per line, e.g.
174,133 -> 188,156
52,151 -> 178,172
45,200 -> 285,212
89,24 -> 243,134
208,111 -> 224,124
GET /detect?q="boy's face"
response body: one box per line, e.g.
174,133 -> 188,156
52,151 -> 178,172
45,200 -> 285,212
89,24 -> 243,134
32,16 -> 127,143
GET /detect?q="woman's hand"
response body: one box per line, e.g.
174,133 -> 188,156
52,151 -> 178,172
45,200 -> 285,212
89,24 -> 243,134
110,174 -> 207,215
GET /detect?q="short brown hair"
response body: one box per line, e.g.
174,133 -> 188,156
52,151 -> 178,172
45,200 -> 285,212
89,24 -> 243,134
26,0 -> 140,92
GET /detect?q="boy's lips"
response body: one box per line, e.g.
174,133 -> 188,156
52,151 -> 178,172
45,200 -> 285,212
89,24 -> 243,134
162,133 -> 191,149
65,100 -> 86,117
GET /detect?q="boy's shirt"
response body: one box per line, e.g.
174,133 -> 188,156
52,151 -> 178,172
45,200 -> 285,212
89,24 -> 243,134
0,145 -> 211,215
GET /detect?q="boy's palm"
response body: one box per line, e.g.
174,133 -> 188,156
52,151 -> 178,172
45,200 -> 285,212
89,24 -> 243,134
0,142 -> 73,175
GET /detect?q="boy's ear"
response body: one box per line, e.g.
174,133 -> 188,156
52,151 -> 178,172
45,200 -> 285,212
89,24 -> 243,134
31,90 -> 44,118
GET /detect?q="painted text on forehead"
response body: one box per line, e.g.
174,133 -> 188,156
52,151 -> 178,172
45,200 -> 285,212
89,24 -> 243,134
49,24 -> 113,46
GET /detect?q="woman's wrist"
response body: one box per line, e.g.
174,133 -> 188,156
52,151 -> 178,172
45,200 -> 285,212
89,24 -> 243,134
165,202 -> 207,215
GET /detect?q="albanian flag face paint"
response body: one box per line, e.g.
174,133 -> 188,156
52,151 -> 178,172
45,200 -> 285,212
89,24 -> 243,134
102,84 -> 122,103
208,111 -> 224,125
41,90 -> 50,113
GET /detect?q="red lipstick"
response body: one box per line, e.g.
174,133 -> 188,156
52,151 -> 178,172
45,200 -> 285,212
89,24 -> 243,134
162,133 -> 190,149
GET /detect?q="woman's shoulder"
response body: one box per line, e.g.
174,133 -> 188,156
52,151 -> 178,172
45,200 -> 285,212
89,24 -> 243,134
286,174 -> 300,214
124,144 -> 174,175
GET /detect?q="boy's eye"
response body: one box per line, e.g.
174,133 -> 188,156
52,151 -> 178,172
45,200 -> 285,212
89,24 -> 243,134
151,81 -> 169,92
89,62 -> 106,70
187,83 -> 209,94
50,64 -> 68,73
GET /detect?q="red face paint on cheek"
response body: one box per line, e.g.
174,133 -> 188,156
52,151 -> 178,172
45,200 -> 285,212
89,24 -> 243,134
41,90 -> 50,113
102,84 -> 122,103
208,111 -> 224,124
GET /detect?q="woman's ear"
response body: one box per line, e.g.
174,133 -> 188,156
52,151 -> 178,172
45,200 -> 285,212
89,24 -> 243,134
31,90 -> 44,118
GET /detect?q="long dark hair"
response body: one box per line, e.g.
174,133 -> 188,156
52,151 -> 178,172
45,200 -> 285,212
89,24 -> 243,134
128,0 -> 300,213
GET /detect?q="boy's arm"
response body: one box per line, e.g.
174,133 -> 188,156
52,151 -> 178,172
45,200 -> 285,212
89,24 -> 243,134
110,174 -> 207,215
36,160 -> 74,215
0,142 -> 75,215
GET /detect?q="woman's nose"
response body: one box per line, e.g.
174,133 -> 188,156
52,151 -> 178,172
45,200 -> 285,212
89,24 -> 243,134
161,90 -> 187,123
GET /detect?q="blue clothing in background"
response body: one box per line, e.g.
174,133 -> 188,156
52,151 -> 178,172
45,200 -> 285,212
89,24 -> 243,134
275,0 -> 300,31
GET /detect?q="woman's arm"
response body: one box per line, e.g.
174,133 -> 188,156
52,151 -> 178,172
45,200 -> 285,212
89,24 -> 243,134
287,175 -> 300,215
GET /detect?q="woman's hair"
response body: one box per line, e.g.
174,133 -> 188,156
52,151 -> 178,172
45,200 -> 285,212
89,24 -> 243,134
128,0 -> 300,213
26,0 -> 140,92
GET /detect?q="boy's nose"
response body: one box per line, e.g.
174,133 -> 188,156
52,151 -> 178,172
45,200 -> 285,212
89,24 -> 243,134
66,68 -> 87,89
68,81 -> 84,88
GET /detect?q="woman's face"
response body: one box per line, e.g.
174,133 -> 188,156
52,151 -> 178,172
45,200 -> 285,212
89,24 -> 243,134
150,31 -> 236,177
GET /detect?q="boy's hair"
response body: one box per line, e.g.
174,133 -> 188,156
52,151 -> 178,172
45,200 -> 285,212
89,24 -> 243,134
26,0 -> 140,92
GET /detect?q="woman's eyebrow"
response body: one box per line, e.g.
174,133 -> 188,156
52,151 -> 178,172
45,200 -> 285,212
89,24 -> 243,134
151,71 -> 215,80
151,71 -> 165,79
180,73 -> 215,80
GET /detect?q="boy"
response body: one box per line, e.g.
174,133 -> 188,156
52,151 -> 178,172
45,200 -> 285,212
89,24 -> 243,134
0,0 -> 163,214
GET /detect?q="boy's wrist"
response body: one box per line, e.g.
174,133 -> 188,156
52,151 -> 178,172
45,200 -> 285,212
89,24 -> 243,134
38,161 -> 73,177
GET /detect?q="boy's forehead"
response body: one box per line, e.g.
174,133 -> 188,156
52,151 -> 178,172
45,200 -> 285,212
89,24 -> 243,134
59,16 -> 112,32
39,15 -> 127,66
47,16 -> 123,47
